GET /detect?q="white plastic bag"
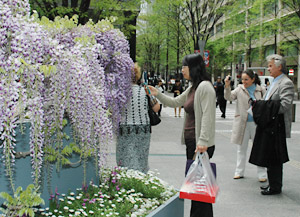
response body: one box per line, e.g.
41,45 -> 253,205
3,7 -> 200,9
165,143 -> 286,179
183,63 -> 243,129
180,152 -> 219,203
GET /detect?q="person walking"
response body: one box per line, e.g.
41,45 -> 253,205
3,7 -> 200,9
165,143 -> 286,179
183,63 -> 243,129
171,79 -> 184,117
116,63 -> 159,173
155,79 -> 164,116
148,53 -> 216,217
214,76 -> 227,118
224,69 -> 267,182
249,54 -> 294,195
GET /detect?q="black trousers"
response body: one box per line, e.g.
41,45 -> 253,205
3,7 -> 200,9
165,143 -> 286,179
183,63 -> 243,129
217,97 -> 227,117
267,164 -> 283,191
185,139 -> 215,217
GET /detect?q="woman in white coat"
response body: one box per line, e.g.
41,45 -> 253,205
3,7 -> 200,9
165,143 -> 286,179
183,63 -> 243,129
224,69 -> 267,182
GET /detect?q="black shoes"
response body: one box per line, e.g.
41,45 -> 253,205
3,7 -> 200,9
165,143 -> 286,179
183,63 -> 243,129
261,187 -> 281,195
260,185 -> 269,190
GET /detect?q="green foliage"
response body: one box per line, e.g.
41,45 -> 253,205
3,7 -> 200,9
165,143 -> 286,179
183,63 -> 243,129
39,65 -> 57,77
137,0 -> 189,77
91,0 -> 142,37
0,184 -> 44,217
29,0 -> 86,24
206,38 -> 233,74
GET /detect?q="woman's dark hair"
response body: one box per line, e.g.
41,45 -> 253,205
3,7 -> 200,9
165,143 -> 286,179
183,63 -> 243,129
242,69 -> 261,85
182,53 -> 211,89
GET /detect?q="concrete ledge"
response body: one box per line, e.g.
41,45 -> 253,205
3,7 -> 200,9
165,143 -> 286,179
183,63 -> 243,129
147,192 -> 184,217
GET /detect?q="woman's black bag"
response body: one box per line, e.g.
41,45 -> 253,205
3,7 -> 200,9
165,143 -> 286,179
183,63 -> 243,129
147,96 -> 161,126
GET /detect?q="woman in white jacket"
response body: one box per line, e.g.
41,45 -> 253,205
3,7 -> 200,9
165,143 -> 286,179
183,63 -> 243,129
224,69 -> 267,182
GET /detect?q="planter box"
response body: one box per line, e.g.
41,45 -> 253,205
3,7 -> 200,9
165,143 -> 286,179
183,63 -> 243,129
1,123 -> 184,217
0,122 -> 98,207
147,193 -> 184,217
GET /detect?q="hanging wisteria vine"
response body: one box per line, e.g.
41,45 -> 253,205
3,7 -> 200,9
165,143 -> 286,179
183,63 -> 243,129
0,0 -> 133,191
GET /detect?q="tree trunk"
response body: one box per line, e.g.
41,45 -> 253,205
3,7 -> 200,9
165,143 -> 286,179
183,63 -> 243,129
123,11 -> 138,62
62,0 -> 68,7
71,0 -> 78,8
79,0 -> 91,12
166,28 -> 169,88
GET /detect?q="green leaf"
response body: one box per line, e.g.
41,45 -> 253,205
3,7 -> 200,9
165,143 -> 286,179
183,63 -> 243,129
63,132 -> 70,140
61,145 -> 72,156
0,192 -> 13,204
39,65 -> 57,77
47,155 -> 57,162
28,208 -> 35,217
18,208 -> 28,217
26,184 -> 35,192
71,144 -> 81,154
15,186 -> 23,195
62,119 -> 68,127
61,157 -> 71,166
19,58 -> 29,66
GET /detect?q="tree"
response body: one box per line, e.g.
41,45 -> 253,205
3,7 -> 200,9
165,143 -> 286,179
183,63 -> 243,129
136,0 -> 190,81
206,36 -> 234,76
181,0 -> 227,54
279,0 -> 300,59
30,0 -> 141,24
30,0 -> 142,61
29,0 -> 87,23
136,5 -> 164,77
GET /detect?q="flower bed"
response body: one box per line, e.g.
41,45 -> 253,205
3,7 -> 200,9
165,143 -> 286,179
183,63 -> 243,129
37,167 -> 177,217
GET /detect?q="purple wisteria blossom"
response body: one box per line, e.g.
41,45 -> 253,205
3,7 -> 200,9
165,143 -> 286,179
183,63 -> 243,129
0,0 -> 133,191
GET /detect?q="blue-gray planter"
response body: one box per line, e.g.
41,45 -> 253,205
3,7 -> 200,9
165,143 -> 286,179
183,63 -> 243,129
147,193 -> 184,217
0,122 -> 98,207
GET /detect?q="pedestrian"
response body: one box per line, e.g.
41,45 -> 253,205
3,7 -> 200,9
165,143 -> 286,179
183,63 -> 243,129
224,69 -> 267,182
116,63 -> 160,173
266,80 -> 270,90
155,79 -> 164,116
171,79 -> 184,117
249,54 -> 294,195
214,76 -> 227,118
148,53 -> 216,217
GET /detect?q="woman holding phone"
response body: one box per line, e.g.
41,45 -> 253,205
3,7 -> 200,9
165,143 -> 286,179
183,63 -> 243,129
224,69 -> 267,182
116,63 -> 159,173
148,54 -> 216,217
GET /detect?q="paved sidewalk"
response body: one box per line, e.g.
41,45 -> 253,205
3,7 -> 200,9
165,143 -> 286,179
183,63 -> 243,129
108,98 -> 300,217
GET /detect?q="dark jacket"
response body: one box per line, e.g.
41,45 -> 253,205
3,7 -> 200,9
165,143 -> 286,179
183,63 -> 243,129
213,81 -> 225,101
249,100 -> 289,167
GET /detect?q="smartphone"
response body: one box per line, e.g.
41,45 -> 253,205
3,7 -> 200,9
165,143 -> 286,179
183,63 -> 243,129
228,76 -> 231,80
143,83 -> 151,95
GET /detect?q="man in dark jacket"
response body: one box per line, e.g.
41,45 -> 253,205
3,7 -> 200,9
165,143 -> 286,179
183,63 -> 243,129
214,76 -> 227,118
250,54 -> 294,195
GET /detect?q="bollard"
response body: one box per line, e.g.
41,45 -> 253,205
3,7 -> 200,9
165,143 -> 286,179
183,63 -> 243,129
292,104 -> 296,122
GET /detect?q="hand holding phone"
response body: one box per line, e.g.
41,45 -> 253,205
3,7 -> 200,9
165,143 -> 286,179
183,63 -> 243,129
143,83 -> 151,95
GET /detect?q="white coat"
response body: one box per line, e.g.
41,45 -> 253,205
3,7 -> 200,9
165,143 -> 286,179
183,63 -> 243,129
224,84 -> 266,145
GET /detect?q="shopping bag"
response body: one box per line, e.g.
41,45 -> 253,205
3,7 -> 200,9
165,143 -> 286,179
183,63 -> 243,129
180,152 -> 219,203
185,159 -> 216,177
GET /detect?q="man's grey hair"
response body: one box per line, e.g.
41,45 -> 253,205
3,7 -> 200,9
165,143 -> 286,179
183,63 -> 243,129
266,54 -> 287,74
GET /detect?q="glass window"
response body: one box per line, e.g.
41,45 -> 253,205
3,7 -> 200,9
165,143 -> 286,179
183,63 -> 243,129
263,0 -> 279,16
287,46 -> 298,57
262,22 -> 275,37
216,23 -> 223,33
250,48 -> 260,61
210,27 -> 215,36
235,31 -> 245,44
264,45 -> 275,57
235,12 -> 246,26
